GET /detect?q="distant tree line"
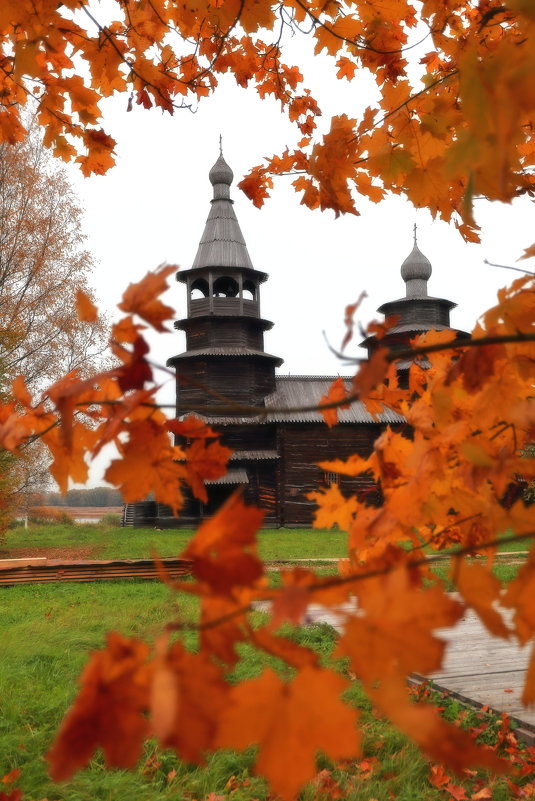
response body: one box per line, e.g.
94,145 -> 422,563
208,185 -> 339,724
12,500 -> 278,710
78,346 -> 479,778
44,487 -> 123,507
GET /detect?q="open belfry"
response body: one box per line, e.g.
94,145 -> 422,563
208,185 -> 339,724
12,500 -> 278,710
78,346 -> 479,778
123,152 -> 464,527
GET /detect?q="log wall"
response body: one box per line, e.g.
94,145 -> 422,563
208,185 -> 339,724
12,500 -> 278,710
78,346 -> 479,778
278,424 -> 383,526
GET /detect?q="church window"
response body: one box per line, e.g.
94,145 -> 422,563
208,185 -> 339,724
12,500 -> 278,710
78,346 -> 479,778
324,472 -> 339,485
213,276 -> 239,297
242,280 -> 256,301
190,278 -> 209,300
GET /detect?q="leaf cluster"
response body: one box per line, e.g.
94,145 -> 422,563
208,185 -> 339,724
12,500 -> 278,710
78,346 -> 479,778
2,1 -> 535,246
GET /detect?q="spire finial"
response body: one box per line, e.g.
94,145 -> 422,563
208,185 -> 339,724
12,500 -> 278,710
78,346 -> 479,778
219,134 -> 223,156
413,221 -> 417,246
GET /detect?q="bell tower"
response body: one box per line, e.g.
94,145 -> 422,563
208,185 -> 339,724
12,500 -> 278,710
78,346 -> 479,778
168,151 -> 282,414
362,230 -> 468,381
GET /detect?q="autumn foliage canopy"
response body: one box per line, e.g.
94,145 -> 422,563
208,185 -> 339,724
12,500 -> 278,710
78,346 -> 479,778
2,0 -> 535,797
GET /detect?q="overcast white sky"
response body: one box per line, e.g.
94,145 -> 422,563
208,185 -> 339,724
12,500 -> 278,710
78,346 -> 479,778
59,11 -> 535,485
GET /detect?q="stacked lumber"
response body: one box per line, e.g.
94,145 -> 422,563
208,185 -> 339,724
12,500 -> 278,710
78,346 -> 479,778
0,557 -> 192,587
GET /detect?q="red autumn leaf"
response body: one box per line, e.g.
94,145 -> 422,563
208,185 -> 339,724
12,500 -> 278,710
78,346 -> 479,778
184,438 -> 233,502
47,633 -> 151,780
429,763 -> 450,788
446,783 -> 468,801
118,264 -> 176,331
1,772 -> 20,787
0,790 -> 22,801
471,787 -> 493,800
114,335 -> 153,392
151,639 -> 229,763
181,492 -> 264,592
167,414 -> 219,440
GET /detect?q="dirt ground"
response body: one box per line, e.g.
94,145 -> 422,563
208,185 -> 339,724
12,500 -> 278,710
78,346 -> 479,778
1,545 -> 104,561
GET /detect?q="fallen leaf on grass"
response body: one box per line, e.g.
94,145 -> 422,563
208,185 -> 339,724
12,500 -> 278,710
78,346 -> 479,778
471,787 -> 493,800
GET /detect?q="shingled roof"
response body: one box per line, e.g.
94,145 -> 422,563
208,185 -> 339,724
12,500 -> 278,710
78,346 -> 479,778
193,376 -> 405,425
191,152 -> 254,270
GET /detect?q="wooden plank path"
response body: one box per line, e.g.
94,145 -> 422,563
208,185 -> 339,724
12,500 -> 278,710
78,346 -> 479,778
302,602 -> 535,743
416,607 -> 535,741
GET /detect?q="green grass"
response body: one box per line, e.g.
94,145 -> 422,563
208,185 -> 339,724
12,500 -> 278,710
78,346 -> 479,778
3,523 -> 526,589
3,523 -> 349,560
1,581 -> 530,801
5,521 -> 533,563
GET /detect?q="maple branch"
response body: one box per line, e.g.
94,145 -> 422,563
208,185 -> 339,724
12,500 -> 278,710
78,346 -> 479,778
291,0 -> 435,56
79,5 -> 194,113
484,259 -> 535,276
406,514 -> 483,551
187,0 -> 246,86
349,70 -> 459,145
59,328 -> 535,423
337,331 -> 535,368
164,530 -> 535,637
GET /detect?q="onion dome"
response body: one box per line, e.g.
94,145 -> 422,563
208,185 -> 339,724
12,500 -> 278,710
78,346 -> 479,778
209,153 -> 233,199
400,242 -> 432,298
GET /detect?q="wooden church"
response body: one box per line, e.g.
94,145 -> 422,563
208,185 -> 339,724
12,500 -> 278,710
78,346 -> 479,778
123,152 -> 464,528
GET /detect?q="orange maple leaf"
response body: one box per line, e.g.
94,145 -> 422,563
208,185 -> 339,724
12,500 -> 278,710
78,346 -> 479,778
167,414 -> 220,439
216,666 -> 360,800
319,377 -> 350,427
104,419 -> 186,512
337,569 -> 463,684
118,264 -> 176,331
454,560 -> 511,638
308,483 -> 358,532
75,289 -> 98,322
181,492 -> 264,592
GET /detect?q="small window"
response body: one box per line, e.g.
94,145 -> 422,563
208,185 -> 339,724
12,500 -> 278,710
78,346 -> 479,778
324,472 -> 339,486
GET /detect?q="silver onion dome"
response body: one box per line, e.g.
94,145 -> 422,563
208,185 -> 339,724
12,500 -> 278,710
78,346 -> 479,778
209,153 -> 233,187
400,242 -> 432,297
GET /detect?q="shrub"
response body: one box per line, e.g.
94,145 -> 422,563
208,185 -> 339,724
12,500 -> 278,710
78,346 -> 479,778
98,513 -> 122,528
28,506 -> 74,525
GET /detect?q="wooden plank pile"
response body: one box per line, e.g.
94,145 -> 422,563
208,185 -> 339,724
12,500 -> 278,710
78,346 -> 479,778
0,557 -> 192,586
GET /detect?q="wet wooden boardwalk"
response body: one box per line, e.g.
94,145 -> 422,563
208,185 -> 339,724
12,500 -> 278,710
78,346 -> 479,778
417,607 -> 535,741
303,602 -> 535,742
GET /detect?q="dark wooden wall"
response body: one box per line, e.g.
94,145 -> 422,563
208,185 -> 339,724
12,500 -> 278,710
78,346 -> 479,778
176,356 -> 277,410
278,424 -> 383,526
181,317 -> 265,351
